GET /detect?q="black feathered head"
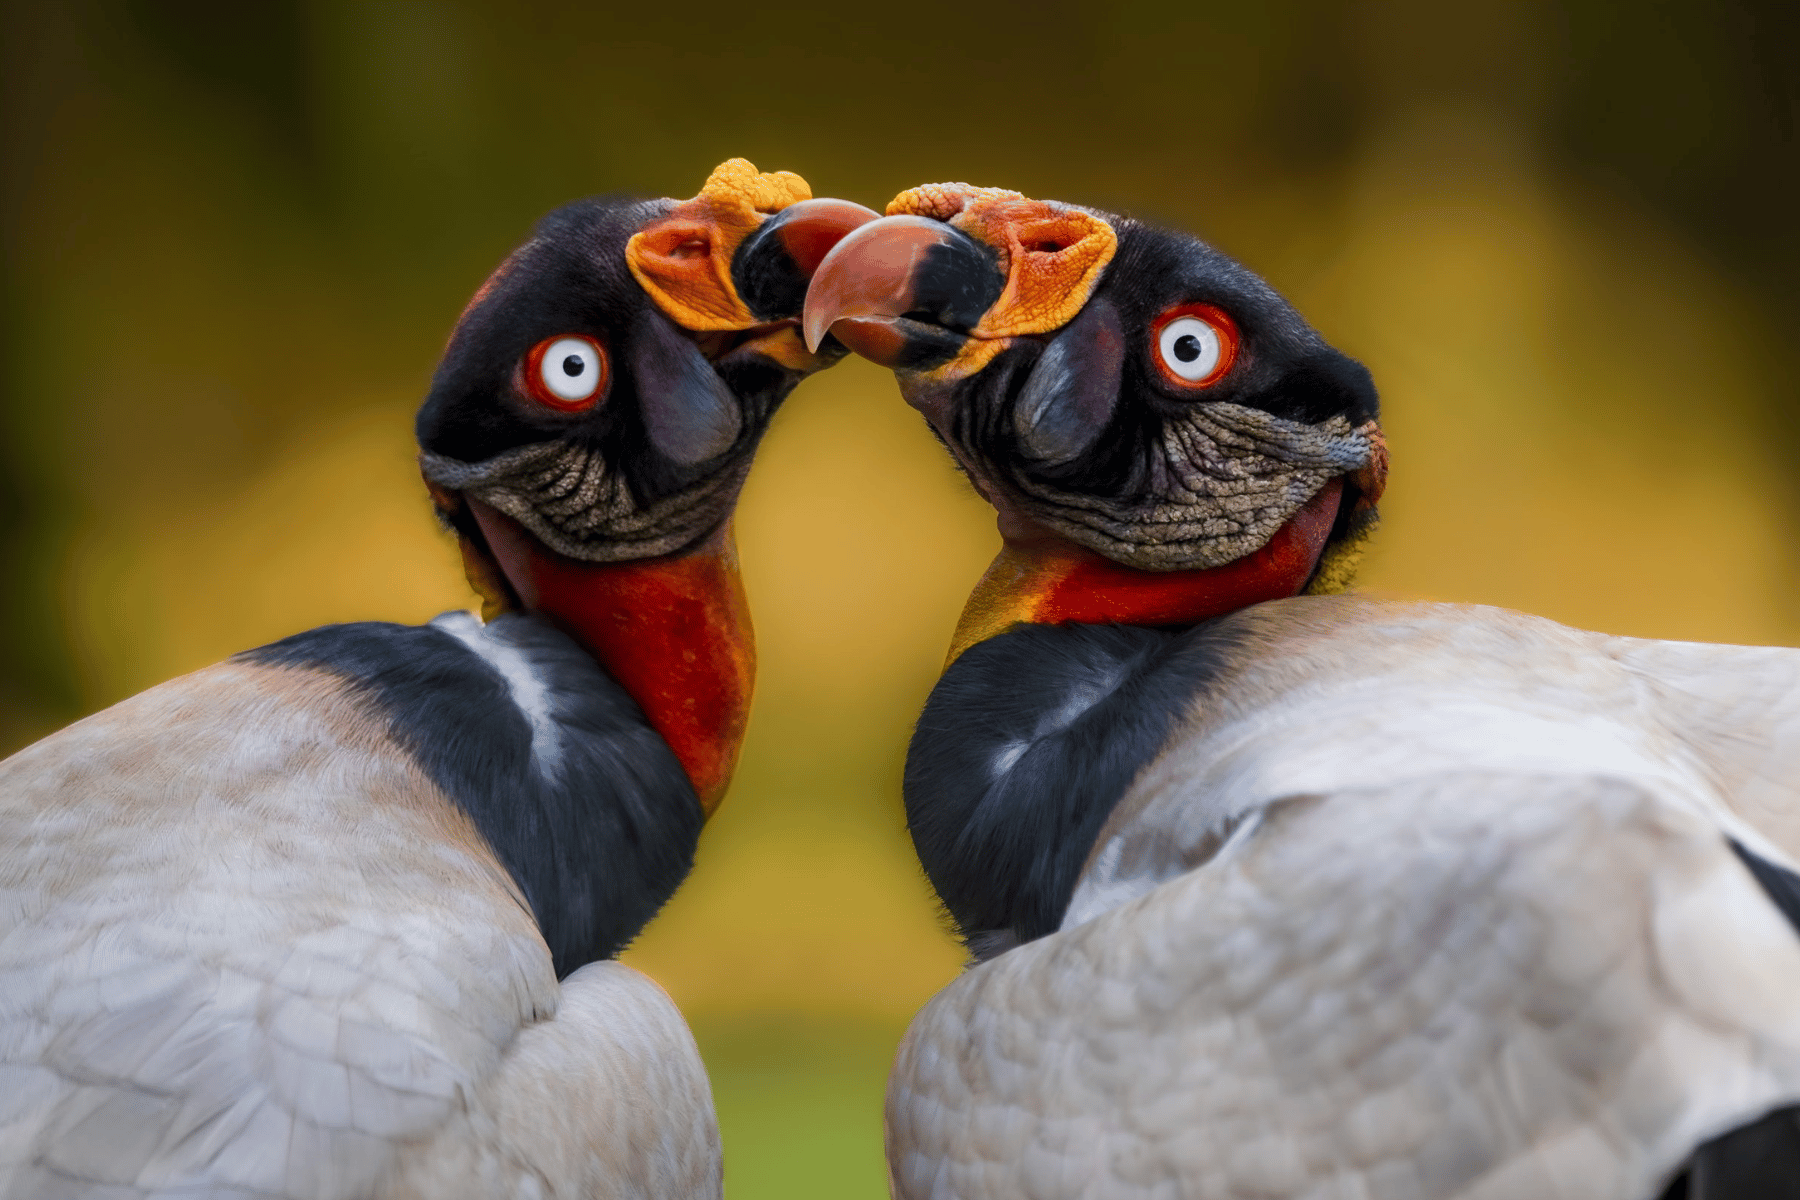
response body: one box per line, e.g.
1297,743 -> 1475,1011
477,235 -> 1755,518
415,159 -> 877,809
804,182 -> 1386,661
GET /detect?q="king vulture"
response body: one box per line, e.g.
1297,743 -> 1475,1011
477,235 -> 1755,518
805,182 -> 1800,1199
0,160 -> 875,1199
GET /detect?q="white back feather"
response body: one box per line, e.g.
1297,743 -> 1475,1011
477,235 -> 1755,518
0,660 -> 718,1199
892,597 -> 1800,1200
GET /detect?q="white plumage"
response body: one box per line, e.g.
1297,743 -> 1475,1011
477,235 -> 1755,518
0,656 -> 719,1199
887,597 -> 1800,1200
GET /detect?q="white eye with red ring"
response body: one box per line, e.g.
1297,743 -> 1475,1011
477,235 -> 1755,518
523,334 -> 608,411
1151,304 -> 1238,390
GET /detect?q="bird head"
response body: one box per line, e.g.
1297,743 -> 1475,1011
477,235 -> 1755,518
803,182 -> 1387,661
417,159 -> 877,813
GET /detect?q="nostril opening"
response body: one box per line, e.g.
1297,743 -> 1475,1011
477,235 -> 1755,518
1035,241 -> 1065,253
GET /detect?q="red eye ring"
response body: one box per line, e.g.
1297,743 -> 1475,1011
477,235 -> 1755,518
1151,303 -> 1239,390
522,334 -> 609,412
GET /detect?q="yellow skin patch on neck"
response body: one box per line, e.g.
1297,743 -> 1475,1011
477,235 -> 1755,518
887,182 -> 1118,344
1306,421 -> 1388,596
626,158 -> 813,331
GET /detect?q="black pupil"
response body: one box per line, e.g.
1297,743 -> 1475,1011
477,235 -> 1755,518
1173,334 -> 1203,364
561,354 -> 585,377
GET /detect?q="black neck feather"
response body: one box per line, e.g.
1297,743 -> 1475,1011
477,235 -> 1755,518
904,621 -> 1235,957
242,613 -> 701,978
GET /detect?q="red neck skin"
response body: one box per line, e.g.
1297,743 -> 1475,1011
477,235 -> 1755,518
470,500 -> 753,814
948,477 -> 1343,663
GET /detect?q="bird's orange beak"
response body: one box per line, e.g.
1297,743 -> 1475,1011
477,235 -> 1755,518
803,184 -> 1116,382
444,163 -> 878,811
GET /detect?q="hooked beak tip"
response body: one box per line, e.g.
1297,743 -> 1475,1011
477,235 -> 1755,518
800,214 -> 1003,369
801,305 -> 833,355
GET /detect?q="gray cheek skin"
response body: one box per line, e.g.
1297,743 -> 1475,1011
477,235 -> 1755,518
1013,298 -> 1126,466
419,440 -> 751,565
627,302 -> 743,466
1006,401 -> 1378,570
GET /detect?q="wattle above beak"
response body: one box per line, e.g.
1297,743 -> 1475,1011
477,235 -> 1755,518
801,215 -> 1004,368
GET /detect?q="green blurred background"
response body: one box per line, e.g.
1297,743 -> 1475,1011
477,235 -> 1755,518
2,1 -> 1796,1195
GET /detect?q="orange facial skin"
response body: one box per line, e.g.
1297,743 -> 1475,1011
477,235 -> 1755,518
625,161 -> 813,330
884,185 -> 1117,340
470,501 -> 753,814
948,477 -> 1344,663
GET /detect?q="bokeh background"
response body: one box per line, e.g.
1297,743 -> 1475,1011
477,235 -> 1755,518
2,1 -> 1796,1194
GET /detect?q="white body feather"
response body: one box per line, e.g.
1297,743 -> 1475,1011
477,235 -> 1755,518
0,661 -> 719,1199
888,597 -> 1800,1200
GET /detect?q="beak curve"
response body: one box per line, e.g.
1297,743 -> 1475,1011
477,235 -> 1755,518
731,197 -> 882,323
802,215 -> 1005,366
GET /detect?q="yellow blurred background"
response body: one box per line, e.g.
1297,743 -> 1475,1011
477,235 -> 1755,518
2,1 -> 1796,1196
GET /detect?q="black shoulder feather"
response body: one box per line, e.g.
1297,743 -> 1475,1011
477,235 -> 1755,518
242,612 -> 701,976
904,621 -> 1237,955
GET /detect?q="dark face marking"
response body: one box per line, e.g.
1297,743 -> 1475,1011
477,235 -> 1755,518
1011,297 -> 1126,467
624,298 -> 743,466
904,620 -> 1242,955
240,614 -> 702,977
909,235 -> 1007,332
416,196 -> 816,559
420,199 -> 661,467
929,218 -> 1380,517
855,211 -> 1383,580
